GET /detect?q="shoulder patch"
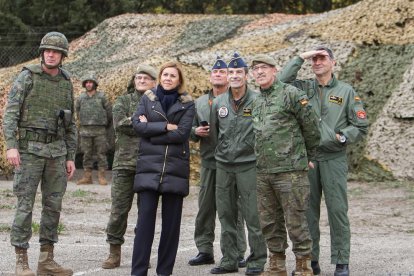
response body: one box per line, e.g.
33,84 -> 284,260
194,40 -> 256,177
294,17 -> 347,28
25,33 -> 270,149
356,110 -> 367,119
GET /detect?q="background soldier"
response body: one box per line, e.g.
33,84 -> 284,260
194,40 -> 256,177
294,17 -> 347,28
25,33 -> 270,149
102,64 -> 157,269
3,31 -> 77,276
75,73 -> 112,185
189,56 -> 247,268
250,54 -> 320,276
210,53 -> 267,275
278,46 -> 369,276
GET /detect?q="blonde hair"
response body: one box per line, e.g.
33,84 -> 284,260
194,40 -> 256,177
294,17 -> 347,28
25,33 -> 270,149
158,61 -> 186,94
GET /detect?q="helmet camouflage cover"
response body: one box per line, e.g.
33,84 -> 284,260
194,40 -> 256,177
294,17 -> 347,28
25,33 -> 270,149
39,32 -> 69,57
81,73 -> 99,87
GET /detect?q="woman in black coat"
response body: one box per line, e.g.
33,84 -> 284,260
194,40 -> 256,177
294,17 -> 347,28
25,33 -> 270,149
131,61 -> 195,276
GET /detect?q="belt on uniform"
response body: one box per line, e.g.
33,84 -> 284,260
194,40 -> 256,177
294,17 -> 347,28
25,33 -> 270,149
19,130 -> 57,144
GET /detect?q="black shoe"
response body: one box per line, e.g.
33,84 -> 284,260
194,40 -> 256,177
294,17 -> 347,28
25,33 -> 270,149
245,267 -> 264,275
334,264 -> 349,276
311,261 -> 321,275
189,252 -> 215,266
238,257 -> 246,268
210,267 -> 238,274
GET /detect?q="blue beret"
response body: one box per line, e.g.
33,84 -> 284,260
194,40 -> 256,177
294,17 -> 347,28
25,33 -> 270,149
228,52 -> 247,68
212,56 -> 227,70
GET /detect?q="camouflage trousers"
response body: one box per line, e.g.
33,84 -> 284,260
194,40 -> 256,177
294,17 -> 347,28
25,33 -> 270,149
106,169 -> 137,245
80,134 -> 108,169
256,171 -> 312,255
194,166 -> 247,257
11,153 -> 68,249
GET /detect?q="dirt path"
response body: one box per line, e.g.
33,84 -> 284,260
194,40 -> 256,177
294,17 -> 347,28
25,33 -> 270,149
0,170 -> 413,275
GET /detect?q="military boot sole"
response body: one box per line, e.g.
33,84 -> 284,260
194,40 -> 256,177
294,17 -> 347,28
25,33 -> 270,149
102,260 -> 120,269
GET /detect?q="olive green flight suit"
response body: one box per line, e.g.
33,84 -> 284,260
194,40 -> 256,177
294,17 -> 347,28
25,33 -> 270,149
190,90 -> 247,258
211,87 -> 267,271
279,56 -> 369,264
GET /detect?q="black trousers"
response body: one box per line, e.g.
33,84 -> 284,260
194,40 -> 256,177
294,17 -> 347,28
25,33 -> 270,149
131,191 -> 183,276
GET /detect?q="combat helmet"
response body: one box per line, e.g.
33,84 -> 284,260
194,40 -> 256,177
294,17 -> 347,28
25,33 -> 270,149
81,73 -> 99,87
39,32 -> 69,57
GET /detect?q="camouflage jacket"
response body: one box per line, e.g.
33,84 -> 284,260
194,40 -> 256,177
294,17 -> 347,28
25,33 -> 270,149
252,79 -> 320,174
278,56 -> 369,161
112,90 -> 142,170
75,90 -> 112,136
211,87 -> 257,165
190,90 -> 217,169
3,64 -> 77,161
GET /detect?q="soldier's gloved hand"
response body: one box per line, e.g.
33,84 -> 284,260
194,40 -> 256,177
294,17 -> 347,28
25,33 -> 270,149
7,148 -> 21,168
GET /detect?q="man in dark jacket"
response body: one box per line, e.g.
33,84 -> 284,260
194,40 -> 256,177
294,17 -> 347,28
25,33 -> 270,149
278,46 -> 369,276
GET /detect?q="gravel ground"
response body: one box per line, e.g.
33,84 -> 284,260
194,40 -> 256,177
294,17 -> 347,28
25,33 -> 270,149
0,170 -> 413,276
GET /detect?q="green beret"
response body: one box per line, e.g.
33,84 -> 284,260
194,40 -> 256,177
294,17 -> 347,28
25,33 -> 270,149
251,54 -> 277,67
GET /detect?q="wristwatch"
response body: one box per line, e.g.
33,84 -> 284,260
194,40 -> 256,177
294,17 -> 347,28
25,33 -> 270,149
339,134 -> 347,144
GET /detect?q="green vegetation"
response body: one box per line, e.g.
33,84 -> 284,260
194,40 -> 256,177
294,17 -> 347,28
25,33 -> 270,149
31,221 -> 66,234
71,189 -> 90,197
0,223 -> 11,232
0,0 -> 361,66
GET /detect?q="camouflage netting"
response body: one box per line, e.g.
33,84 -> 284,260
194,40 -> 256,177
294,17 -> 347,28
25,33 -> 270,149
1,0 -> 414,180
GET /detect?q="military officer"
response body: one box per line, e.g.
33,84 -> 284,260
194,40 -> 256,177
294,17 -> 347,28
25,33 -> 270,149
189,56 -> 247,268
278,46 -> 369,276
210,53 -> 267,275
3,31 -> 77,276
250,54 -> 320,276
75,73 -> 112,185
101,64 -> 157,269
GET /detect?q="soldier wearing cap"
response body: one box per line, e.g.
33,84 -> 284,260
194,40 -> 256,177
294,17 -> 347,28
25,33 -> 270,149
250,54 -> 320,276
278,46 -> 369,276
210,53 -> 267,275
188,56 -> 247,268
75,73 -> 112,185
101,64 -> 157,269
3,31 -> 76,276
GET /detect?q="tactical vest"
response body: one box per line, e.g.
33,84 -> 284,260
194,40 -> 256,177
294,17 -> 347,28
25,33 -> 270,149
78,92 -> 108,126
19,64 -> 73,134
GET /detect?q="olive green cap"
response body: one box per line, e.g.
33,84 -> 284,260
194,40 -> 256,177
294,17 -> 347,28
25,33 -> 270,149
251,54 -> 277,67
136,64 -> 157,80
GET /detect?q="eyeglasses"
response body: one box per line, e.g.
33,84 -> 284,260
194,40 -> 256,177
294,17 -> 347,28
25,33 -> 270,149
252,65 -> 271,72
135,75 -> 153,82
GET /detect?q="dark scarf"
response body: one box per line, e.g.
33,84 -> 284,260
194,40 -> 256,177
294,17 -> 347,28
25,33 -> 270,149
156,85 -> 179,112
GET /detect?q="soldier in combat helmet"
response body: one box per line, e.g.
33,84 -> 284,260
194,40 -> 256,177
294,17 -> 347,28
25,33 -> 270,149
3,31 -> 77,276
75,73 -> 112,185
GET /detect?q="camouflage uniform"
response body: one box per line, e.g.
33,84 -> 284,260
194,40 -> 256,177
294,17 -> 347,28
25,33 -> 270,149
106,89 -> 142,245
75,85 -> 111,170
3,63 -> 77,248
279,56 -> 369,265
252,79 -> 320,256
190,90 -> 247,260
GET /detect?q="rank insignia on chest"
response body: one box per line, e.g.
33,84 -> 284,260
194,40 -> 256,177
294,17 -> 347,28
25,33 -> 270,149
218,106 -> 229,118
329,95 -> 343,105
243,108 -> 252,116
